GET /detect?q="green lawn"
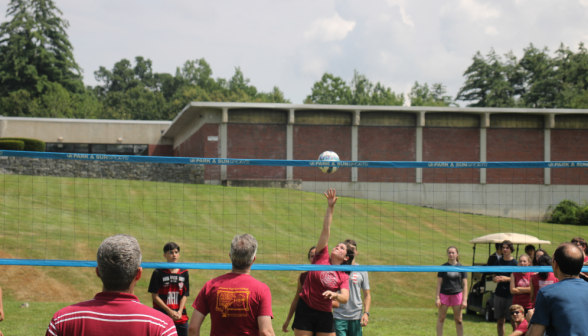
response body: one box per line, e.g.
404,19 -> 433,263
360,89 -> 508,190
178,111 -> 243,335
0,174 -> 586,334
2,301 -> 498,336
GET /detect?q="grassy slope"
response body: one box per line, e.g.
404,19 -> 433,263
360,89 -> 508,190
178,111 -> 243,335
0,174 -> 586,334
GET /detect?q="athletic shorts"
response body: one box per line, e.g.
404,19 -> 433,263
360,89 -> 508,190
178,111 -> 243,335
334,319 -> 363,336
292,297 -> 335,333
175,322 -> 188,336
494,295 -> 513,320
440,293 -> 463,307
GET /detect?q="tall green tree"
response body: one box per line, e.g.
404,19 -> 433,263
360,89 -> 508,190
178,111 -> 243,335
409,82 -> 454,106
0,0 -> 84,98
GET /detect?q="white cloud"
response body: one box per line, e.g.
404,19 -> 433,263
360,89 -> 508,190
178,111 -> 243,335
398,6 -> 415,28
304,13 -> 356,42
580,0 -> 588,7
458,0 -> 500,20
485,26 -> 498,36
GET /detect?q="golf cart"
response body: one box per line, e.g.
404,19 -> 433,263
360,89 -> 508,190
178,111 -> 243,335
466,233 -> 550,322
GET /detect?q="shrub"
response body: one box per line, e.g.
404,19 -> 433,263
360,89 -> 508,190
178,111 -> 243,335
549,199 -> 584,225
0,140 -> 25,151
0,138 -> 45,152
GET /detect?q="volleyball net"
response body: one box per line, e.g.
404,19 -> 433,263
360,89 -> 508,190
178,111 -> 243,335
0,149 -> 587,272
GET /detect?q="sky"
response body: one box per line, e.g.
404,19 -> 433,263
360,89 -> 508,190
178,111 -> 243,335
2,0 -> 588,104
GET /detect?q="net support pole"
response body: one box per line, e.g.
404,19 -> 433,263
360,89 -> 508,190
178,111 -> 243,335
416,111 -> 425,183
544,114 -> 554,185
287,109 -> 295,180
220,108 -> 228,181
351,110 -> 360,182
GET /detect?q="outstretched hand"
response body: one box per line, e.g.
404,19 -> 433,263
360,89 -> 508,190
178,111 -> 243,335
324,189 -> 338,207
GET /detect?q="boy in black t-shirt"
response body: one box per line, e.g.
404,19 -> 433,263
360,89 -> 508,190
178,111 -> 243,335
148,242 -> 190,336
492,240 -> 518,336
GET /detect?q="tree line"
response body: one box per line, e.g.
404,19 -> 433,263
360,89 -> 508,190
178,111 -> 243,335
1,0 -> 588,121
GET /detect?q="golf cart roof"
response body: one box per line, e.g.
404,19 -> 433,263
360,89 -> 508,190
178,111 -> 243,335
469,233 -> 551,245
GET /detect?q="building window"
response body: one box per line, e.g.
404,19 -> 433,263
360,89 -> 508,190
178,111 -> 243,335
45,144 -> 149,156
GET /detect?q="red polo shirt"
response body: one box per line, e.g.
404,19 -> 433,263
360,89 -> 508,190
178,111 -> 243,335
46,292 -> 177,336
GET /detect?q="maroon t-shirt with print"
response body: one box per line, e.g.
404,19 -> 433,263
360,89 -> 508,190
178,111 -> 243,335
299,246 -> 349,312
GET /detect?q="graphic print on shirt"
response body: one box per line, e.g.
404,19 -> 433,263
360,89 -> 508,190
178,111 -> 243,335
321,271 -> 338,288
446,272 -> 460,278
517,277 -> 530,287
352,272 -> 359,284
538,279 -> 555,288
216,287 -> 251,317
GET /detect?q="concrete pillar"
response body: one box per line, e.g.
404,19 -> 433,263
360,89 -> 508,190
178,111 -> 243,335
416,111 -> 425,183
220,108 -> 228,181
351,111 -> 360,182
480,113 -> 490,184
544,114 -> 554,185
287,109 -> 295,180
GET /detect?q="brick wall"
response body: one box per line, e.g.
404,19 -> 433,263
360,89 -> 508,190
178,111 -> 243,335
294,125 -> 352,182
423,128 -> 480,183
177,124 -> 220,180
551,130 -> 588,185
148,144 -> 173,157
227,124 -> 287,180
487,129 -> 544,184
358,127 -> 416,182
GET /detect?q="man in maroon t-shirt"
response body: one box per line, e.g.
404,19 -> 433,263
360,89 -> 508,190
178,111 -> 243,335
188,234 -> 275,336
46,235 -> 176,336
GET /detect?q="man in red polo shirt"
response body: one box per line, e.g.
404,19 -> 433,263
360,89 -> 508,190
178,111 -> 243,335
46,234 -> 177,336
188,234 -> 275,336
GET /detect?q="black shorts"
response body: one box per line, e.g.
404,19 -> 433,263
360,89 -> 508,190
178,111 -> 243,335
292,298 -> 335,333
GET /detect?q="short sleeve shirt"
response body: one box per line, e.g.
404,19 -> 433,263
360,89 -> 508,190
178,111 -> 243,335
333,266 -> 369,320
515,319 -> 528,336
494,258 -> 518,298
437,262 -> 467,295
300,246 -> 350,312
531,278 -> 588,336
512,272 -> 532,309
192,273 -> 273,336
530,273 -> 558,308
148,269 -> 190,324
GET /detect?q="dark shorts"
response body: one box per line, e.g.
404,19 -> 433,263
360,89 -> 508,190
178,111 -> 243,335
292,298 -> 335,333
175,322 -> 188,336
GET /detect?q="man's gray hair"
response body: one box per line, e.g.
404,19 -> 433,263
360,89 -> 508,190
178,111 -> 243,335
97,234 -> 142,291
230,234 -> 257,269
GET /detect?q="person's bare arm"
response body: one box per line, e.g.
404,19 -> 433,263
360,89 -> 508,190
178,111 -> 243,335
332,300 -> 340,308
282,275 -> 302,332
323,288 -> 349,304
360,289 -> 371,326
435,277 -> 443,307
461,278 -> 468,309
177,296 -> 188,321
151,293 -> 179,319
508,330 -> 524,336
188,310 -> 206,336
526,324 -> 546,336
0,286 -> 4,322
258,315 -> 275,336
316,189 -> 337,253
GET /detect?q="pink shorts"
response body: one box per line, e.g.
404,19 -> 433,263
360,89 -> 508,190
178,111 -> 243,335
440,292 -> 463,307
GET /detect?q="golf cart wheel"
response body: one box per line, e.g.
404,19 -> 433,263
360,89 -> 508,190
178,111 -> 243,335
485,303 -> 494,322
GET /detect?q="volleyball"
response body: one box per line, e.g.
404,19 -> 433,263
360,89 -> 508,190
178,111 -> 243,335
318,151 -> 340,173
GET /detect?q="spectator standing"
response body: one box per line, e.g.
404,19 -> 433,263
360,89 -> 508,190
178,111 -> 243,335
45,235 -> 177,336
148,242 -> 190,336
435,246 -> 467,336
524,245 -> 535,264
527,243 -> 588,336
493,240 -> 518,336
487,243 -> 503,266
532,249 -> 547,266
189,234 -> 274,336
333,239 -> 371,336
510,254 -> 532,314
529,255 -> 558,307
571,237 -> 588,264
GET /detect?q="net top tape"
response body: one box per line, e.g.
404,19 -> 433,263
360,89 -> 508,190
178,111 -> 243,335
0,259 -> 585,273
0,150 -> 586,169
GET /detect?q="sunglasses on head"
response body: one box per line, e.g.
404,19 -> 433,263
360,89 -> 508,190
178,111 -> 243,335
510,311 -> 522,316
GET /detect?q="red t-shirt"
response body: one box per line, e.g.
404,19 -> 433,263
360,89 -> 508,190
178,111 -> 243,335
512,272 -> 532,309
530,272 -> 558,308
299,246 -> 350,312
193,273 -> 273,336
515,319 -> 528,336
46,292 -> 177,336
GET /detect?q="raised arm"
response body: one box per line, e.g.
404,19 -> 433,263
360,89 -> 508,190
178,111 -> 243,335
316,189 -> 338,253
